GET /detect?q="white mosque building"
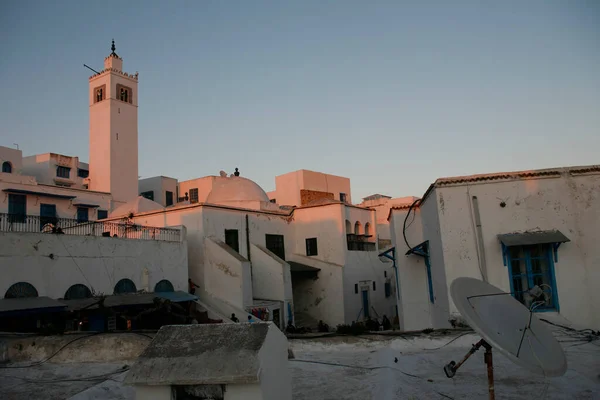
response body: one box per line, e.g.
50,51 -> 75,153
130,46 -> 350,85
0,42 -> 398,329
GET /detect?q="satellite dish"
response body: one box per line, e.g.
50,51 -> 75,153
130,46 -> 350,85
219,170 -> 227,178
445,277 -> 567,399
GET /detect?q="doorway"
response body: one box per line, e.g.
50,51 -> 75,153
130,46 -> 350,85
362,289 -> 370,319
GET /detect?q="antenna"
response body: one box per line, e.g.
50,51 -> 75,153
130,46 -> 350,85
83,64 -> 101,74
444,277 -> 567,399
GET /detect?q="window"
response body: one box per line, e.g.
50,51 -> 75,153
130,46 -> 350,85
270,198 -> 276,203
5,282 -> 38,299
97,209 -> 108,220
225,229 -> 240,253
373,281 -> 376,291
57,166 -> 70,179
166,191 -> 174,206
2,161 -> 12,173
114,279 -> 137,294
116,84 -> 133,104
507,244 -> 558,311
77,207 -> 89,223
64,284 -> 92,300
340,193 -> 347,203
77,169 -> 89,178
354,284 -> 358,294
189,188 -> 199,203
265,234 -> 285,260
305,238 -> 318,256
154,280 -> 174,293
140,191 -> 154,201
8,194 -> 26,223
94,84 -> 106,103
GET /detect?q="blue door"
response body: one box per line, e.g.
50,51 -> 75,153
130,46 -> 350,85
362,290 -> 370,318
40,204 -> 57,230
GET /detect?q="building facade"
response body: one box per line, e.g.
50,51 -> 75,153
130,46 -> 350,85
389,165 -> 600,331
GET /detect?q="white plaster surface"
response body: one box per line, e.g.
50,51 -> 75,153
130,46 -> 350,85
0,231 -> 188,298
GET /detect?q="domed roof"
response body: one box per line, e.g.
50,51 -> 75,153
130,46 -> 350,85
206,176 -> 269,205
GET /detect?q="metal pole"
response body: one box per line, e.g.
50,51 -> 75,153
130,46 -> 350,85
483,343 -> 495,400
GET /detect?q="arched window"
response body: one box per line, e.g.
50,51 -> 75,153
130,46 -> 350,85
5,282 -> 38,299
365,222 -> 371,236
154,279 -> 174,293
114,278 -> 137,294
64,284 -> 92,300
2,161 -> 12,173
354,221 -> 363,235
345,220 -> 352,234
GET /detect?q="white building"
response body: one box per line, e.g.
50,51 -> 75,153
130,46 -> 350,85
389,165 -> 600,331
107,171 -> 397,329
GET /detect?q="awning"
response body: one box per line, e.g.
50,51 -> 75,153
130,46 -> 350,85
0,296 -> 67,317
72,203 -> 101,208
2,188 -> 76,200
62,291 -> 197,311
289,261 -> 321,273
156,291 -> 198,302
497,230 -> 570,247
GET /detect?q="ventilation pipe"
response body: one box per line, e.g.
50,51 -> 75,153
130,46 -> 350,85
471,196 -> 488,282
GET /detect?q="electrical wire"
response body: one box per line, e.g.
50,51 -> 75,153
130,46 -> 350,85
402,199 -> 421,250
0,331 -> 152,369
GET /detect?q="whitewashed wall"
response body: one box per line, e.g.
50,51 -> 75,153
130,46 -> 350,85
0,230 -> 188,299
432,172 -> 600,329
389,208 -> 434,331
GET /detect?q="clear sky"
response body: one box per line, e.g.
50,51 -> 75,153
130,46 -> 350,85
1,1 -> 598,200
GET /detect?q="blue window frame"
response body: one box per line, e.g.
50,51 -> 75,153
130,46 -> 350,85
97,209 -> 108,220
77,207 -> 89,223
506,244 -> 559,311
57,166 -> 70,179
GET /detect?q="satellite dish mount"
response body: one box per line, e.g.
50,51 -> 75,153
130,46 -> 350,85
444,338 -> 495,399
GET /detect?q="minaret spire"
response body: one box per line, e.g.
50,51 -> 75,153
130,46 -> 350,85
111,39 -> 117,56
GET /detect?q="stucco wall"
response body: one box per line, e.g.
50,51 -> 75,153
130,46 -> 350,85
224,384 -> 263,400
250,244 -> 290,302
138,176 -> 178,207
204,237 -> 252,309
289,254 -> 345,327
434,172 -> 600,329
389,208 -> 432,331
0,231 -> 188,299
0,146 -> 23,173
293,204 -> 345,265
178,176 -> 215,203
271,170 -> 351,207
257,325 -> 293,400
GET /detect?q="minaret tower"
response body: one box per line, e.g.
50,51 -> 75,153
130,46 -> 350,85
88,40 -> 139,208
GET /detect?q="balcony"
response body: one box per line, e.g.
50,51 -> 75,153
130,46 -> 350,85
346,234 -> 376,252
0,213 -> 181,242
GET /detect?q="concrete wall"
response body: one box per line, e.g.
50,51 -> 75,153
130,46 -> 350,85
22,153 -> 88,189
433,171 -> 600,329
257,324 -> 292,400
225,384 -> 262,400
204,237 -> 253,309
389,208 -> 433,331
0,146 -> 23,174
271,170 -> 352,206
0,176 -> 112,219
250,244 -> 291,302
0,230 -> 187,298
289,254 -> 345,327
178,176 -> 215,203
138,176 -> 178,207
293,204 -> 346,265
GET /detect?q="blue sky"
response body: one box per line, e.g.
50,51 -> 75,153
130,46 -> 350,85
1,1 -> 598,200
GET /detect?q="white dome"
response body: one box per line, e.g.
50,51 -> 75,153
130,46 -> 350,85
206,176 -> 269,205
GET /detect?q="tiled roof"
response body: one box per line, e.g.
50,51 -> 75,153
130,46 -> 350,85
434,165 -> 600,186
